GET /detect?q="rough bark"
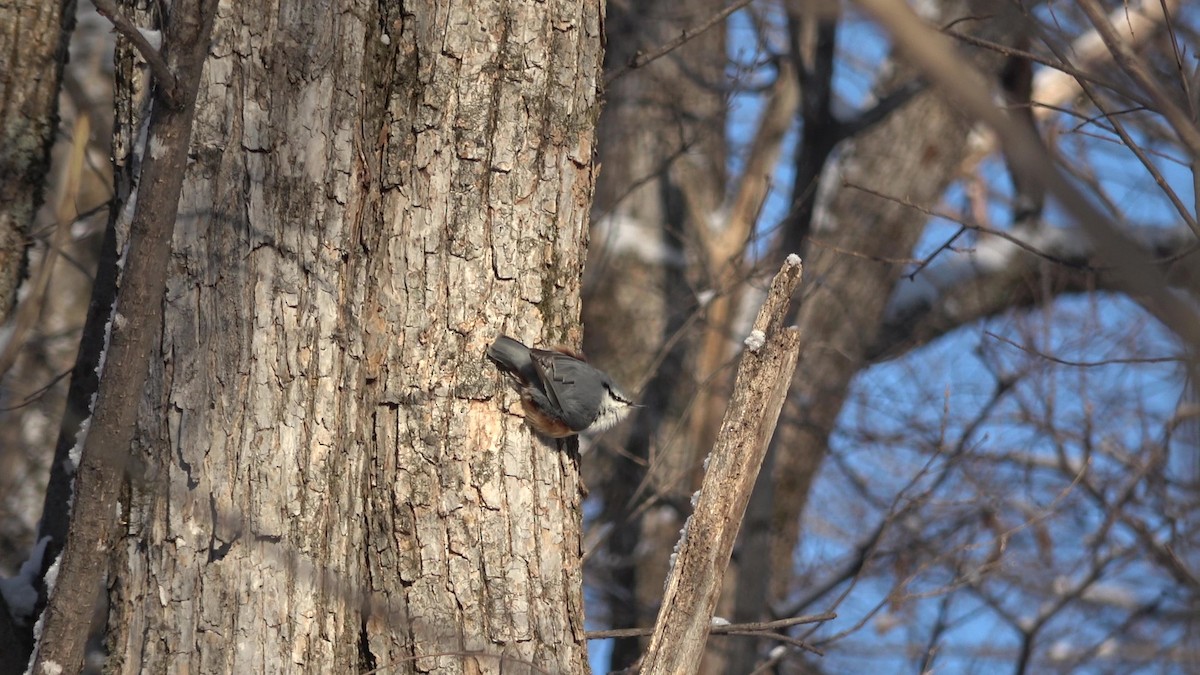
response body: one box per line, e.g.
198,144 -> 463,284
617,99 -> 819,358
89,0 -> 604,673
32,0 -> 219,670
0,0 -> 76,327
0,8 -> 91,575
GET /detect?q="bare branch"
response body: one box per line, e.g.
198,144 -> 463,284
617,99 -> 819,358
30,0 -> 220,669
0,115 -> 89,380
852,186 -> 1197,362
640,258 -> 803,673
943,30 -> 1152,110
91,0 -> 179,105
605,0 -> 755,85
985,331 -> 1184,368
852,0 -> 1200,350
835,77 -> 926,139
1078,83 -> 1200,236
1075,0 -> 1200,159
956,0 -> 1182,175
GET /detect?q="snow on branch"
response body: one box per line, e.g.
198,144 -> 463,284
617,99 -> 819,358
874,220 -> 1196,362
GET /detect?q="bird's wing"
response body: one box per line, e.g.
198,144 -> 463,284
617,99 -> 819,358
530,350 -> 595,430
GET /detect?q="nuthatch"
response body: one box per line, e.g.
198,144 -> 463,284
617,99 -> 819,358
487,334 -> 637,438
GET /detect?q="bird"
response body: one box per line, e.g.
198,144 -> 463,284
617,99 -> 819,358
487,334 -> 637,438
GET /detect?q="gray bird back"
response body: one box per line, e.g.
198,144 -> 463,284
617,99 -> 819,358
531,350 -> 602,430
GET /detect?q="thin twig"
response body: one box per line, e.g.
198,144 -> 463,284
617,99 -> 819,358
0,369 -> 73,412
0,115 -> 90,380
1075,0 -> 1200,159
844,181 -> 1200,269
985,332 -> 1183,367
943,29 -> 1152,110
605,0 -> 755,85
726,630 -> 823,655
91,0 -> 179,104
836,77 -> 926,139
585,611 -> 836,639
1035,23 -> 1200,237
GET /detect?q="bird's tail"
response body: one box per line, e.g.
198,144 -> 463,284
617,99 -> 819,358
487,335 -> 536,383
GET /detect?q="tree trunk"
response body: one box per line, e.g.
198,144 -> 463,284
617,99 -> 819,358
98,0 -> 603,672
0,0 -> 75,325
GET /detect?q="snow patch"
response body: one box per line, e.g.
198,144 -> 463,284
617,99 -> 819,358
744,329 -> 766,352
68,411 -> 93,475
42,553 -> 61,596
148,133 -> 169,160
665,515 -> 692,589
591,214 -> 686,267
0,536 -> 51,623
137,28 -> 162,50
813,147 -> 850,232
885,225 -> 1042,323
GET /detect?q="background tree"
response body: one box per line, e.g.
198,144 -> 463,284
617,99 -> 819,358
583,0 -> 1200,672
581,0 -> 728,668
0,0 -> 76,328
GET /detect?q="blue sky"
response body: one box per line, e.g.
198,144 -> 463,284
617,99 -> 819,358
588,3 -> 1198,672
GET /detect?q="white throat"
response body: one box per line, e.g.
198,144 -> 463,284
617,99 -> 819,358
589,397 -> 632,433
